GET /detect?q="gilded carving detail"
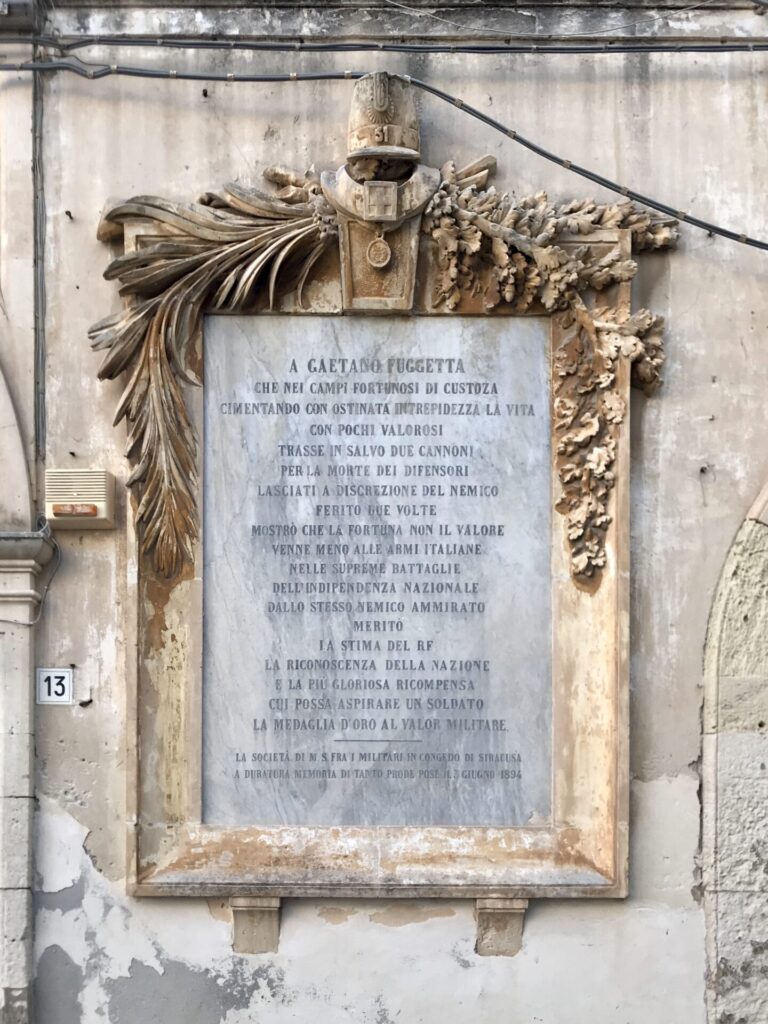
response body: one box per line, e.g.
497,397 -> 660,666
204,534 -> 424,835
91,72 -> 676,583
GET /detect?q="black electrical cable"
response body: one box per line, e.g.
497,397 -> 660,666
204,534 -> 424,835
406,73 -> 768,252
4,33 -> 768,55
0,59 -> 361,82
0,57 -> 766,253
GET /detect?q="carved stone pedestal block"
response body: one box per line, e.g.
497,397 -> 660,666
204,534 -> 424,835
230,897 -> 281,954
475,898 -> 529,957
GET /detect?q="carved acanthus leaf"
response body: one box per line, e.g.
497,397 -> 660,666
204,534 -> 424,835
89,174 -> 337,576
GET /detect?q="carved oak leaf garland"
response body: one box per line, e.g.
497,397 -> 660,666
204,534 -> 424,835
92,159 -> 676,582
553,299 -> 666,579
423,161 -> 676,581
423,160 -> 676,314
89,169 -> 337,576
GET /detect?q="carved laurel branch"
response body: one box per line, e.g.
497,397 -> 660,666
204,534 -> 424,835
89,169 -> 337,576
423,162 -> 676,580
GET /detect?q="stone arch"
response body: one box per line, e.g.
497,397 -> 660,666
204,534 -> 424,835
703,486 -> 768,1023
0,357 -> 32,529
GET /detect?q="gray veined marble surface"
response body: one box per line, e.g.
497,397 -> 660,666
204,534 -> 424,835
202,315 -> 552,827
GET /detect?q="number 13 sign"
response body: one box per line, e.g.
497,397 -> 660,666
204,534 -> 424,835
36,668 -> 74,705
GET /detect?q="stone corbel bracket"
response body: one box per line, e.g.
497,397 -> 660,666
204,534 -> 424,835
475,898 -> 529,957
228,896 -> 528,956
230,897 -> 281,954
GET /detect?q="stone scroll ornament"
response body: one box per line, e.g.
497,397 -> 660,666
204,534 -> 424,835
90,72 -> 677,583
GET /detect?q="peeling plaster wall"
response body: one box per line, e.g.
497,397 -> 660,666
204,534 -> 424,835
0,2 -> 763,1021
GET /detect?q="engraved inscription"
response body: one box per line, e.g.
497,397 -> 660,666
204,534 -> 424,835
202,316 -> 552,827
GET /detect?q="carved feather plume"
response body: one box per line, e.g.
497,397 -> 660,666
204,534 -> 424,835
90,173 -> 337,576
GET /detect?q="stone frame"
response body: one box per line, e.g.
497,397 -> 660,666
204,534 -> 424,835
91,73 -> 676,951
119,224 -> 632,915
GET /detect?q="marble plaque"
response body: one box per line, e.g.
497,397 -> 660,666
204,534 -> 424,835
202,316 -> 552,827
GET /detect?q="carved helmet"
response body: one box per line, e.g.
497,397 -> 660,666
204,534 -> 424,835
347,72 -> 421,162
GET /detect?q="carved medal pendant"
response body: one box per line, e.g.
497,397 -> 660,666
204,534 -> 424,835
367,234 -> 392,269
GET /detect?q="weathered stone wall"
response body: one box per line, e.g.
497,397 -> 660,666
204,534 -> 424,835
704,491 -> 768,1024
0,3 -> 766,1021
